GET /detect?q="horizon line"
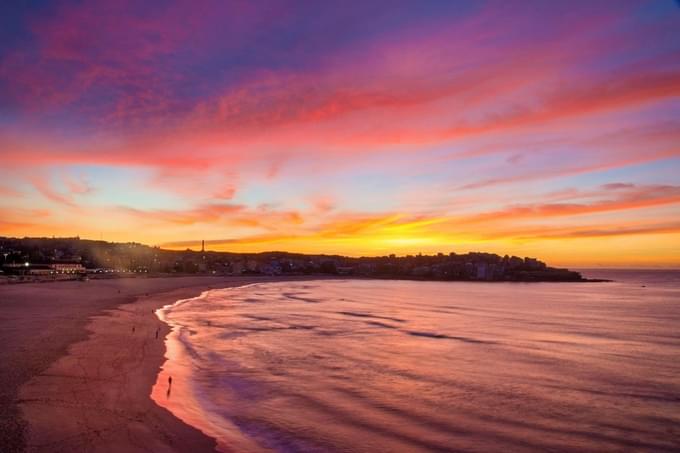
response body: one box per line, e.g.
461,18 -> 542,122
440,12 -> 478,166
2,235 -> 679,270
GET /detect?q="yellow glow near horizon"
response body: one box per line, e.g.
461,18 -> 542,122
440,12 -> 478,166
159,230 -> 680,268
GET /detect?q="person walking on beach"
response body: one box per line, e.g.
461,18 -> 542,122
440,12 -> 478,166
155,327 -> 160,339
168,376 -> 172,386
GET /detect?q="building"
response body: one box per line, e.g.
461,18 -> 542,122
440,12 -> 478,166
29,265 -> 53,276
475,262 -> 488,280
1,263 -> 31,275
336,266 -> 354,275
49,262 -> 86,274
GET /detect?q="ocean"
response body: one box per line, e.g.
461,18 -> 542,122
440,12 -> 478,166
152,270 -> 680,452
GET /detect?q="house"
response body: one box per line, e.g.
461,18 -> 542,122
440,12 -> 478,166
49,262 -> 86,274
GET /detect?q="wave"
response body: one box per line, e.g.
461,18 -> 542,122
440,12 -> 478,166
151,278 -> 680,452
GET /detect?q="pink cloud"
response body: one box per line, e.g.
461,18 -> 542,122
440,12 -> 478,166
29,175 -> 77,207
457,184 -> 680,224
119,202 -> 304,230
63,174 -> 94,194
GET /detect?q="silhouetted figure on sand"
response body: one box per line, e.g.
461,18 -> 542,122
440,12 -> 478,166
155,327 -> 160,339
132,326 -> 135,333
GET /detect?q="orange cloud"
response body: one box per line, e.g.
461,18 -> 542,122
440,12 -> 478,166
0,186 -> 23,198
515,223 -> 680,240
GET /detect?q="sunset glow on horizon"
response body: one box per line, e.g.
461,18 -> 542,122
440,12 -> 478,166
1,1 -> 680,267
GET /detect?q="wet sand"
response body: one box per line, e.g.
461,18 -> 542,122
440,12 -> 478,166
0,276 -> 303,452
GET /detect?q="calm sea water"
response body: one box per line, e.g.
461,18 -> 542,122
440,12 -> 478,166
152,271 -> 680,452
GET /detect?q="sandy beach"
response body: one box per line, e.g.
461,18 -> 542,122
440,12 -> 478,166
0,276 -> 296,452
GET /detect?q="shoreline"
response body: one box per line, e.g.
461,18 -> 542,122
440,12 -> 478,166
2,274 -> 620,452
150,284 -> 272,453
1,273 -> 606,286
18,286 -> 220,452
1,276 -> 312,452
3,274 -> 673,451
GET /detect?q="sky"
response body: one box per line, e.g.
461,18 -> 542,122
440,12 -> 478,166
1,0 -> 679,267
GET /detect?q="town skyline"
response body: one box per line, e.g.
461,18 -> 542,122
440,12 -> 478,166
0,235 -> 588,282
1,234 -> 677,269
